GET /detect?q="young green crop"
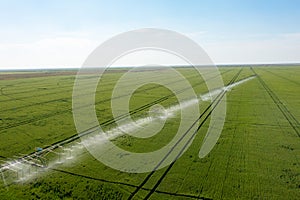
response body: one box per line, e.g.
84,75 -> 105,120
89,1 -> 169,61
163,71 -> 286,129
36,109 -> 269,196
0,66 -> 299,199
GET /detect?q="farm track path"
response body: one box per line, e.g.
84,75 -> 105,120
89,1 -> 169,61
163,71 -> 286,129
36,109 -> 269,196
128,68 -> 243,200
251,67 -> 300,137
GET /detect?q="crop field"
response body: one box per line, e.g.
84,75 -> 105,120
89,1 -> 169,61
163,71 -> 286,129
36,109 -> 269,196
0,66 -> 299,199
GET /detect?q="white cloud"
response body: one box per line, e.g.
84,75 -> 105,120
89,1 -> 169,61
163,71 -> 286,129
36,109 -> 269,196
112,49 -> 188,67
1,32 -> 300,69
201,33 -> 300,64
0,37 -> 98,69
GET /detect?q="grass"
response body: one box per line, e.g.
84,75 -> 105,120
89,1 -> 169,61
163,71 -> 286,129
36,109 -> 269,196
0,66 -> 299,199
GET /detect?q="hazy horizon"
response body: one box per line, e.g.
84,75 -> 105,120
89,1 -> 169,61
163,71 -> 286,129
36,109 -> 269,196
0,0 -> 300,69
1,62 -> 300,71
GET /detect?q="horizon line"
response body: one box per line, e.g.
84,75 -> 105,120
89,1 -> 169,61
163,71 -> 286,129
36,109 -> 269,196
1,62 -> 300,71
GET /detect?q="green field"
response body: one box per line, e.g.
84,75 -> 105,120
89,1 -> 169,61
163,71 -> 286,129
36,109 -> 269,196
0,66 -> 299,199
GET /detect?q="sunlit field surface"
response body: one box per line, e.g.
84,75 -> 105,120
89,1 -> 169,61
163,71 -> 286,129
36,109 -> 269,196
0,66 -> 299,199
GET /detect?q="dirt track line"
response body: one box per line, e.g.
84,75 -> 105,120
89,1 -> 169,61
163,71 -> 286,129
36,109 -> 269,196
263,69 -> 300,86
128,68 -> 243,200
0,67 -> 211,102
0,70 -> 168,103
0,70 -> 233,175
195,67 -> 245,198
251,67 -> 300,137
219,67 -> 253,199
1,69 -> 237,198
143,68 -> 243,200
48,168 -> 212,200
0,70 -> 232,131
0,67 -> 176,101
0,72 -> 204,112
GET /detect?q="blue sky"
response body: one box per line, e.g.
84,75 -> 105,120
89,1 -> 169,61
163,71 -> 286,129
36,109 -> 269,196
0,0 -> 300,68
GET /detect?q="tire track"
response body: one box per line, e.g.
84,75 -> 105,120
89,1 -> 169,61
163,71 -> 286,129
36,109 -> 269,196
1,69 -> 235,199
0,73 -> 180,111
0,69 -> 233,174
0,68 -> 167,98
262,69 -> 300,86
196,67 -> 246,198
0,68 -> 167,97
0,70 -> 233,131
0,69 -> 207,111
128,68 -> 243,200
219,68 -> 252,199
250,67 -> 300,137
0,78 -> 187,130
0,67 -> 198,103
0,71 -> 165,103
46,168 -> 212,200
